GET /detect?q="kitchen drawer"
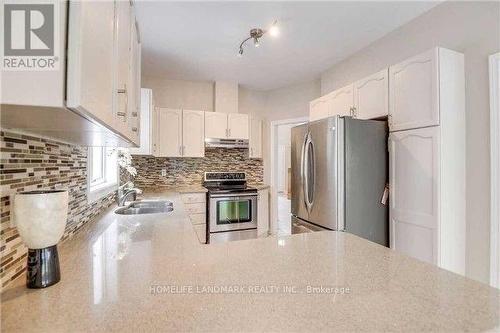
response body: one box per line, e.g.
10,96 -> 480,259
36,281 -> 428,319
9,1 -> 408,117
181,193 -> 206,204
190,213 -> 206,225
184,202 -> 205,214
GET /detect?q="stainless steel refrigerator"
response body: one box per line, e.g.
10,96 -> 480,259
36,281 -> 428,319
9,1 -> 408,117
291,115 -> 388,246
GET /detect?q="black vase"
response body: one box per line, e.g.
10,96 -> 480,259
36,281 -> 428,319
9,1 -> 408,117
26,245 -> 61,288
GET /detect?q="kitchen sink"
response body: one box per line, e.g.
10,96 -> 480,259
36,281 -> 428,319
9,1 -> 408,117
115,200 -> 173,215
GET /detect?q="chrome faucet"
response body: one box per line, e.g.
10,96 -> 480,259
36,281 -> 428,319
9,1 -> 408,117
117,182 -> 142,206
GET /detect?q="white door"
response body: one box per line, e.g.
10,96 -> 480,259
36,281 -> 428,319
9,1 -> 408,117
249,117 -> 263,158
353,69 -> 389,119
257,189 -> 269,236
309,97 -> 330,121
329,84 -> 354,117
389,127 -> 440,265
158,108 -> 182,157
205,112 -> 228,139
228,114 -> 249,139
389,48 -> 439,131
182,110 -> 205,157
66,1 -> 115,128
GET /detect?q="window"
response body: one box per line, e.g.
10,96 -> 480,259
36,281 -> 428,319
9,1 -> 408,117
88,147 -> 118,203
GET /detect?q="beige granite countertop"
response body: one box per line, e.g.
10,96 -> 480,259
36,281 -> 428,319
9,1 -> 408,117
142,185 -> 208,193
2,191 -> 499,332
248,183 -> 270,190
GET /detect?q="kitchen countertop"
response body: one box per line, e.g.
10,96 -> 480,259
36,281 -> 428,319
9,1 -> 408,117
143,185 -> 208,193
2,190 -> 499,332
248,183 -> 270,190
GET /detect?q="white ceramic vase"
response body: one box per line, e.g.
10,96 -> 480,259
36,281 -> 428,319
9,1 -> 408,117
14,190 -> 69,288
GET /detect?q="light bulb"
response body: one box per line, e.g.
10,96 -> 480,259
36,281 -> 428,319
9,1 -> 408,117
269,23 -> 279,37
254,37 -> 260,47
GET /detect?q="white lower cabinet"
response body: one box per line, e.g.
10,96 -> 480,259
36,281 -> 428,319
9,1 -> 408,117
181,193 -> 206,226
257,188 -> 269,236
156,108 -> 205,157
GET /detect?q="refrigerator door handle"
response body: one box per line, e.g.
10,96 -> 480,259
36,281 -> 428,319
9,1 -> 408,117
301,133 -> 308,210
303,133 -> 314,213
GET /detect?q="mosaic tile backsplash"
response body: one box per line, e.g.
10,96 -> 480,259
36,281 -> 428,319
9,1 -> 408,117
132,148 -> 264,187
0,131 -> 115,290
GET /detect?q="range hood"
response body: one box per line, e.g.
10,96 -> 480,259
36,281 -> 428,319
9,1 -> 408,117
205,138 -> 249,149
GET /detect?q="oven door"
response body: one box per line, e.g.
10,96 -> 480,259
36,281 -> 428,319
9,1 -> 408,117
209,193 -> 258,232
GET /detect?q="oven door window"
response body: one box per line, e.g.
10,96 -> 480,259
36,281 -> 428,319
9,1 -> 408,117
216,199 -> 252,224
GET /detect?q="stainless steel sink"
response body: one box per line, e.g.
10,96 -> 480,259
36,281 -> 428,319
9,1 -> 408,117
115,200 -> 173,215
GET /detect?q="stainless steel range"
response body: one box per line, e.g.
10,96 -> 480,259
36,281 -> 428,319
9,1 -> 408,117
203,172 -> 258,242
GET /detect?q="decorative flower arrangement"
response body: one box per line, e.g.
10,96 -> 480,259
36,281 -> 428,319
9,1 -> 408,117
110,148 -> 137,177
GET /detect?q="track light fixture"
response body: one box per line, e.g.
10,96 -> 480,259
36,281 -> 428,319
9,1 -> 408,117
237,20 -> 278,57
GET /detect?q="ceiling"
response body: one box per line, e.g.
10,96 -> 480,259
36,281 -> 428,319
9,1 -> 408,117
136,1 -> 440,91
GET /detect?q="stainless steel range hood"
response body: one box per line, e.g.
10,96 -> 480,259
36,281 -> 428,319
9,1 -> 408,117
205,138 -> 249,149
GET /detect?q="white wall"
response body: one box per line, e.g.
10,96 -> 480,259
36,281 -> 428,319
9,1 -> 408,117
142,76 -> 214,111
320,1 -> 500,284
266,80 -> 321,121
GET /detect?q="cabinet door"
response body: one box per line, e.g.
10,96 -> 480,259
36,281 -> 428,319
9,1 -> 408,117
249,117 -> 263,158
127,17 -> 140,144
131,89 -> 151,155
205,112 -> 228,139
228,114 -> 249,139
353,69 -> 389,119
309,97 -> 330,121
329,84 -> 354,117
182,110 -> 205,157
389,127 -> 439,265
257,189 -> 269,236
158,108 -> 182,157
66,1 -> 115,127
389,48 -> 439,131
151,106 -> 159,157
114,0 -> 132,137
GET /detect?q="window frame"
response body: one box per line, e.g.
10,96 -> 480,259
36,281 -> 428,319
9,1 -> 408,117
87,147 -> 118,203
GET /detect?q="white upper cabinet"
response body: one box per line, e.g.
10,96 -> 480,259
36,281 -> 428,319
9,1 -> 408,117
330,84 -> 354,117
309,96 -> 330,121
205,112 -> 229,139
389,127 -> 439,265
131,89 -> 152,156
353,69 -> 389,119
249,117 -> 263,159
66,0 -> 116,128
205,112 -> 249,140
158,108 -> 182,157
182,110 -> 205,157
389,48 -> 439,131
3,0 -> 142,147
228,114 -> 249,140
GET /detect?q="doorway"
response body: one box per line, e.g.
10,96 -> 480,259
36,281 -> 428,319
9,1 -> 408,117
270,117 -> 308,236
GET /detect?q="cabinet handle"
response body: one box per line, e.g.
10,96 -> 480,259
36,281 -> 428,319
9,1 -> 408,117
117,85 -> 128,119
352,107 -> 357,118
132,112 -> 138,117
388,114 -> 393,127
132,127 -> 138,132
228,128 -> 231,137
117,88 -> 127,94
225,128 -> 228,137
117,111 -> 126,117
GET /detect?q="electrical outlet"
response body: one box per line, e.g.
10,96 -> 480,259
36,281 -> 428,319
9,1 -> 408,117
161,169 -> 167,177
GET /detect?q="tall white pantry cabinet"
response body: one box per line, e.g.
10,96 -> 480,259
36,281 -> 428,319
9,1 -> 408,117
388,48 -> 466,275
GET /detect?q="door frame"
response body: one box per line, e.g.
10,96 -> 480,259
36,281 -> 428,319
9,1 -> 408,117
490,52 -> 500,288
270,116 -> 309,234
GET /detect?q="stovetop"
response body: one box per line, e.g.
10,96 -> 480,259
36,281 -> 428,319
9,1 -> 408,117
203,172 -> 257,194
